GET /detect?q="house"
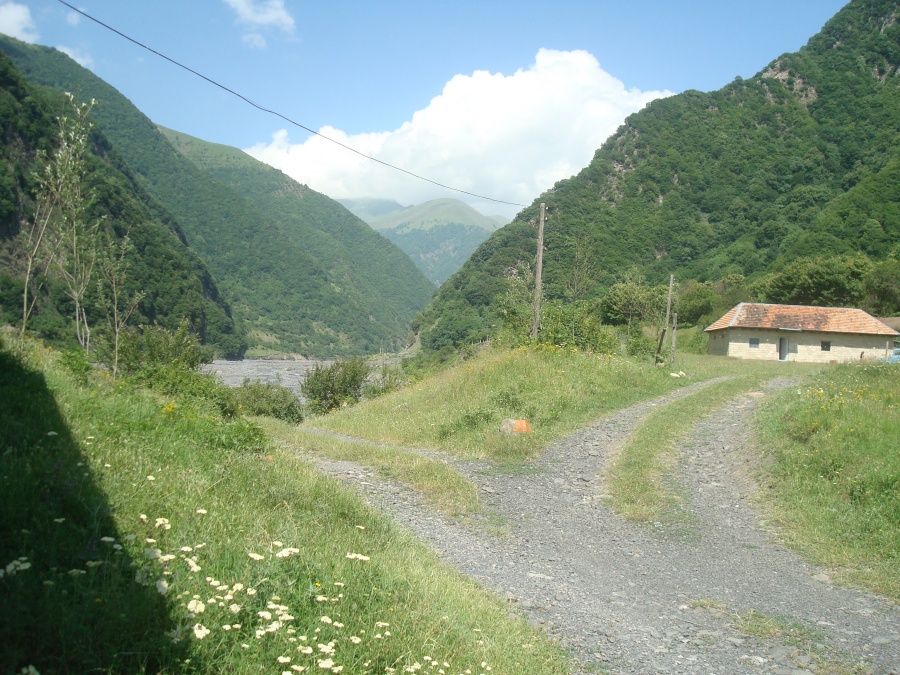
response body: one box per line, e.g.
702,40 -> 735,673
705,303 -> 899,363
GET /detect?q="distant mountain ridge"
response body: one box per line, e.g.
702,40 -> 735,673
345,198 -> 508,284
0,35 -> 435,356
415,0 -> 900,347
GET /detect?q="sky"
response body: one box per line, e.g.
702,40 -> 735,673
2,0 -> 848,218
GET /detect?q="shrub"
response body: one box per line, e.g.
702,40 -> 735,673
232,379 -> 304,423
302,357 -> 370,415
115,320 -> 203,378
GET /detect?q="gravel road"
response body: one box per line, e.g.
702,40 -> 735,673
294,378 -> 900,674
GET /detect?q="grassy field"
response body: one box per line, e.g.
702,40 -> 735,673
0,335 -> 571,674
306,346 -> 733,462
755,361 -> 900,601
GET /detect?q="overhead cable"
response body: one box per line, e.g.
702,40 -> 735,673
54,0 -> 527,208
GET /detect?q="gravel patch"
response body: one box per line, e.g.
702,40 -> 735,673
294,378 -> 900,674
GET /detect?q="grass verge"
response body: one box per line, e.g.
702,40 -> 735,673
307,347 -> 745,462
0,334 -> 571,674
755,361 -> 900,601
259,421 -> 481,518
604,366 -> 794,523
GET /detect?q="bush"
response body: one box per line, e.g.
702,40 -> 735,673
232,379 -> 304,424
146,365 -> 238,418
302,357 -> 370,415
115,320 -> 203,378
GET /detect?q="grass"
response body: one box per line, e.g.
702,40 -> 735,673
260,422 -> 481,517
0,334 -> 572,674
755,361 -> 900,601
604,365 -> 795,523
306,346 -> 730,462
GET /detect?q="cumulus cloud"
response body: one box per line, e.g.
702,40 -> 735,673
223,0 -> 294,32
56,45 -> 94,69
246,49 -> 671,218
0,2 -> 39,42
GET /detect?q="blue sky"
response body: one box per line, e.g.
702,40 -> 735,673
3,1 -> 848,217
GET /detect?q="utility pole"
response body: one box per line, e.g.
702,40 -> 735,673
670,312 -> 678,367
656,273 -> 675,363
530,202 -> 546,339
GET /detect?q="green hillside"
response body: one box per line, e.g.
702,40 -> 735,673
0,50 -> 243,356
0,37 -> 434,356
416,0 -> 900,347
338,197 -> 406,222
160,127 -> 436,351
369,198 -> 505,285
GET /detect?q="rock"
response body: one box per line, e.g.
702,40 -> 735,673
500,418 -> 533,434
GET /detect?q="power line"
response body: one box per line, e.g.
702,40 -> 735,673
54,0 -> 527,209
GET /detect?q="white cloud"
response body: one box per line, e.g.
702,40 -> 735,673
0,2 -> 38,42
223,0 -> 294,32
56,45 -> 94,69
66,11 -> 80,26
246,49 -> 671,218
241,32 -> 266,49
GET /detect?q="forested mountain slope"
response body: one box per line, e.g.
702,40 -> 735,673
0,36 -> 434,356
367,199 -> 505,285
416,0 -> 899,347
159,128 -> 436,350
0,50 -> 243,356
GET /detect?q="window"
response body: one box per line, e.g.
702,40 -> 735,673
749,338 -> 760,348
821,341 -> 831,352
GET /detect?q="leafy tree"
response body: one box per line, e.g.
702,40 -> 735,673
302,358 -> 370,415
761,255 -> 873,307
676,281 -> 718,325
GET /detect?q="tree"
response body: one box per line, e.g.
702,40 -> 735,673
51,94 -> 101,351
762,255 -> 873,307
96,231 -> 144,376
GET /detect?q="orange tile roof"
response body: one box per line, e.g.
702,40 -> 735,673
705,303 -> 899,336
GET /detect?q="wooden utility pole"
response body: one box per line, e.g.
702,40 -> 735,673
656,273 -> 675,362
530,202 -> 546,339
670,312 -> 678,367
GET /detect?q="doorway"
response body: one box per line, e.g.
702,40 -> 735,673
778,337 -> 788,361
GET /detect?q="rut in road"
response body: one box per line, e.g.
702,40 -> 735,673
295,378 -> 900,674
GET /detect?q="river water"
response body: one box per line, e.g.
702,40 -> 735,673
201,358 -> 329,396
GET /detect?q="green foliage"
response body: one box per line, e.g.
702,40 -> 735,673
676,282 -> 718,325
413,1 -> 900,351
0,46 -> 244,356
759,255 -> 873,307
232,378 -> 304,424
115,320 -> 203,377
301,357 -> 371,415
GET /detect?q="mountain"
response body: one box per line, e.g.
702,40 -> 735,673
415,0 -> 900,347
0,49 -> 244,356
367,198 -> 507,285
338,197 -> 407,222
0,36 -> 436,356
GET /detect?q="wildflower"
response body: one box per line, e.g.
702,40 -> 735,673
317,659 -> 334,669
53,518 -> 65,523
276,547 -> 300,558
156,579 -> 169,595
187,599 -> 206,614
355,525 -> 365,530
196,509 -> 207,514
100,536 -> 115,543
320,616 -> 332,624
124,534 -> 137,541
291,667 -> 307,673
278,656 -> 291,664
232,582 -> 245,591
273,541 -> 284,547
299,646 -> 313,654
248,552 -> 265,561
332,622 -> 344,628
222,624 -> 231,631
68,568 -> 87,576
144,548 -> 162,560
85,560 -> 104,568
104,463 -> 111,468
154,518 -> 171,530
349,636 -> 361,644
181,546 -> 193,552
192,623 -> 211,640
246,587 -> 257,595
345,552 -> 370,561
139,514 -> 148,523
316,595 -> 329,602
375,622 -> 390,628
147,476 -> 155,481
258,611 -> 273,620
229,603 -> 242,614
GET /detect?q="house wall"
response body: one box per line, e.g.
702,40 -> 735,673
707,328 -> 894,363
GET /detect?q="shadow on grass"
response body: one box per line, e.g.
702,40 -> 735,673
0,345 -> 193,673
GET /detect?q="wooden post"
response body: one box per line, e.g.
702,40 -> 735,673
530,202 -> 546,339
656,273 -> 674,362
670,312 -> 678,367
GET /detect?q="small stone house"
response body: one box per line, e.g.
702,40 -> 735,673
705,303 -> 898,363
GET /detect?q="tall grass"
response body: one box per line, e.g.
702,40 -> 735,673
308,346 -> 720,461
0,335 -> 571,674
756,361 -> 900,600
